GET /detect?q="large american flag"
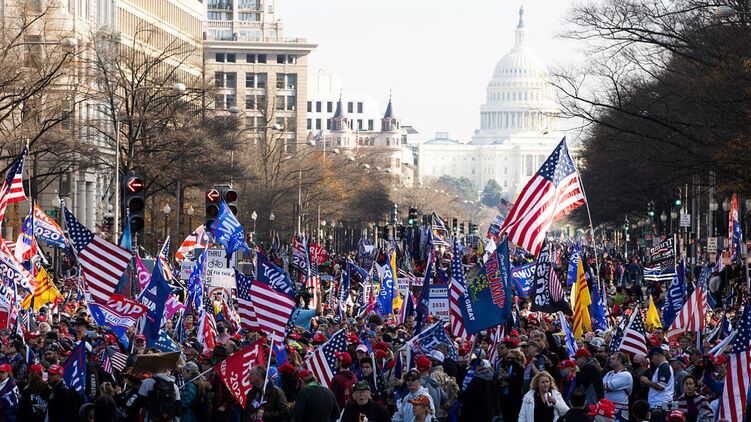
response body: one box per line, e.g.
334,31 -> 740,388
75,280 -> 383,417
498,138 -> 585,256
448,238 -> 468,338
304,329 -> 348,388
666,285 -> 707,341
307,257 -> 321,310
63,206 -> 130,304
249,272 -> 295,342
618,309 -> 648,356
235,269 -> 258,330
719,301 -> 751,422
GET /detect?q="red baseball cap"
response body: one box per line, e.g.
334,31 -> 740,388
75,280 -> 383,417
0,364 -> 11,373
573,349 -> 591,359
336,351 -> 352,367
558,359 -> 577,369
29,364 -> 44,374
48,364 -> 64,375
415,356 -> 432,372
588,399 -> 616,418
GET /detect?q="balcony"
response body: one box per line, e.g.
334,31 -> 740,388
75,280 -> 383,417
207,2 -> 233,10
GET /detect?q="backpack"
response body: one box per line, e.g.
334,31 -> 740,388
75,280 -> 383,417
148,377 -> 177,421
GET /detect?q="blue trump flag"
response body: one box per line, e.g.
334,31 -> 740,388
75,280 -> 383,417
210,200 -> 250,256
339,261 -> 352,304
411,322 -> 458,361
256,252 -> 295,299
662,260 -> 686,328
186,249 -> 208,314
459,237 -> 513,334
566,244 -> 579,286
139,259 -> 170,341
559,311 -> 578,358
590,279 -> 609,331
510,262 -> 535,298
376,256 -> 396,316
63,341 -> 87,400
148,330 -> 180,353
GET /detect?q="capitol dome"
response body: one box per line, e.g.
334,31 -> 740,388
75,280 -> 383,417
472,6 -> 560,145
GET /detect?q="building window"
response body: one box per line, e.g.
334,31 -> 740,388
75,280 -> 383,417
226,72 -> 236,88
276,95 -> 285,110
347,102 -> 353,113
257,54 -> 267,63
357,119 -> 363,130
316,102 -> 321,112
368,119 -> 373,130
357,102 -> 363,113
215,72 -> 236,88
245,72 -> 267,88
327,101 -> 333,113
246,95 -> 255,110
276,73 -> 296,90
307,101 -> 312,112
315,119 -> 321,130
215,53 -> 225,62
276,54 -> 286,64
226,53 -> 236,63
286,96 -> 296,111
208,11 -> 222,20
226,94 -> 236,108
214,95 -> 225,109
307,119 -> 312,130
326,119 -> 331,130
239,12 -> 258,21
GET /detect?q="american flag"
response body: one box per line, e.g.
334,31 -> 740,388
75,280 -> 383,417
4,146 -> 27,203
449,239 -> 468,338
308,257 -> 321,309
618,309 -> 648,356
666,284 -> 707,341
198,296 -> 217,352
644,266 -> 677,283
609,314 -> 628,353
719,301 -> 751,422
158,237 -> 175,281
486,326 -> 504,365
107,346 -> 127,372
304,328 -> 348,388
235,269 -> 258,330
63,206 -> 130,304
249,271 -> 295,342
431,213 -> 452,248
498,138 -> 585,256
98,348 -> 113,376
175,224 -> 210,262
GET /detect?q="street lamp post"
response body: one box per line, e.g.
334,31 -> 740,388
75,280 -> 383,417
251,211 -> 257,242
269,212 -> 275,241
162,203 -> 172,246
187,204 -> 195,232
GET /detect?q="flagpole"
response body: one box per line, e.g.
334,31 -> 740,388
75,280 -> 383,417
260,336 -> 275,405
570,140 -> 602,293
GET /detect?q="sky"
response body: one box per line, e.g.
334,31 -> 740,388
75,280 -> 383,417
278,0 -> 581,142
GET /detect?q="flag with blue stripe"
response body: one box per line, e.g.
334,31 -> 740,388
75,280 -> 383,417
662,260 -> 686,327
210,201 -> 250,255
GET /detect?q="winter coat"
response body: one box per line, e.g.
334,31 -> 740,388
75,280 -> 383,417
179,381 -> 199,422
457,368 -> 501,422
47,379 -> 81,422
17,384 -> 51,422
419,374 -> 447,412
331,370 -> 358,409
518,389 -> 569,422
0,378 -> 19,422
290,382 -> 339,422
243,383 -> 290,422
392,386 -> 435,422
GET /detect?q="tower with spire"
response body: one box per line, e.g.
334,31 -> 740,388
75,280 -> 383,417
330,94 -> 351,131
381,94 -> 400,132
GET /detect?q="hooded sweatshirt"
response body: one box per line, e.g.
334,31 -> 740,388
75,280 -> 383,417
392,386 -> 435,422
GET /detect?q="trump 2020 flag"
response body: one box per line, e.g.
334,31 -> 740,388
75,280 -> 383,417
510,261 -> 535,298
376,254 -> 397,316
139,259 -> 170,341
529,241 -> 571,315
460,237 -> 513,334
63,340 -> 87,399
210,201 -> 250,256
662,260 -> 686,328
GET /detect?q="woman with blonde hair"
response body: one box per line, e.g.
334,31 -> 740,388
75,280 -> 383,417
519,370 -> 569,422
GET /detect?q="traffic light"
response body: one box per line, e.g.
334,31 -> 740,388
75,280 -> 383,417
205,187 -> 221,227
396,225 -> 406,239
674,198 -> 682,207
647,200 -> 655,218
380,225 -> 390,239
469,222 -> 478,235
223,188 -> 239,215
122,173 -> 145,233
458,222 -> 465,235
452,217 -> 458,233
407,207 -> 418,226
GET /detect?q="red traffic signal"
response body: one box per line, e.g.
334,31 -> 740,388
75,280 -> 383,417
224,189 -> 238,203
206,189 -> 220,202
126,177 -> 145,193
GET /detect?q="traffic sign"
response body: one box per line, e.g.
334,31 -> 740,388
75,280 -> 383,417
679,214 -> 691,227
206,189 -> 220,202
126,177 -> 145,192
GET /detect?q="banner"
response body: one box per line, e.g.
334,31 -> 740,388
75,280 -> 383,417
529,241 -> 571,315
510,262 -> 535,298
428,286 -> 448,322
210,201 -> 250,255
649,237 -> 675,267
63,341 -> 87,399
459,237 -> 512,334
139,260 -> 170,341
33,205 -> 66,248
147,330 -> 180,353
214,340 -> 266,409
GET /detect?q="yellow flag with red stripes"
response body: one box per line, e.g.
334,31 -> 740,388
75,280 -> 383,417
21,267 -> 62,311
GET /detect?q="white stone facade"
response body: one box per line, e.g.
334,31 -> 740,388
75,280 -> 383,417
418,7 -> 563,200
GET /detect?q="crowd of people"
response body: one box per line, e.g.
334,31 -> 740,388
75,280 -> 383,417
0,238 -> 748,422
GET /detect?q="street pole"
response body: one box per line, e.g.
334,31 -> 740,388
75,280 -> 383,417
113,113 -> 120,242
297,169 -> 302,234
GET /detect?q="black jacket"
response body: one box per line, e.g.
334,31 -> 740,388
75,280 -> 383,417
17,385 -> 51,422
243,383 -> 290,422
558,408 -> 595,422
458,369 -> 501,422
47,380 -> 81,422
340,400 -> 390,422
290,383 -> 340,422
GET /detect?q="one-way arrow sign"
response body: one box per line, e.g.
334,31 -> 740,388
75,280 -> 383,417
206,189 -> 220,202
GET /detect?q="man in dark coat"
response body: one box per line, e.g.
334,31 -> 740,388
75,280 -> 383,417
46,364 -> 81,422
340,381 -> 390,422
290,371 -> 340,422
458,359 -> 501,421
244,365 -> 290,422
